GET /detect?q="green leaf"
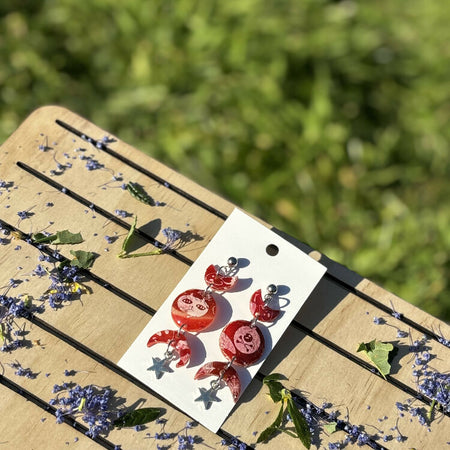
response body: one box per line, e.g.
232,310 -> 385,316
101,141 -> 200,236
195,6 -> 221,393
32,232 -> 56,243
263,373 -> 288,384
287,398 -> 311,449
118,216 -> 138,257
323,422 -> 337,434
32,231 -> 83,244
113,407 -> 161,428
70,250 -> 96,269
53,230 -> 84,245
265,380 -> 284,403
126,182 -> 155,206
357,340 -> 394,379
257,403 -> 284,443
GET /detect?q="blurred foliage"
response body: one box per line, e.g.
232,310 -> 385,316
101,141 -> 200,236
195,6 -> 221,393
1,0 -> 449,321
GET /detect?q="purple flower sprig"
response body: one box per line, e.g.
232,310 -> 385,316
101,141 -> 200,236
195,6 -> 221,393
160,227 -> 182,252
50,383 -> 115,438
7,360 -> 37,379
220,437 -> 247,450
434,326 -> 450,349
41,264 -> 86,310
17,209 -> 34,221
51,382 -> 162,440
147,420 -> 199,450
390,301 -> 403,320
0,293 -> 36,352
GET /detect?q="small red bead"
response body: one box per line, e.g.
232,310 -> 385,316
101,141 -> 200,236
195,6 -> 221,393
171,289 -> 216,332
219,320 -> 265,367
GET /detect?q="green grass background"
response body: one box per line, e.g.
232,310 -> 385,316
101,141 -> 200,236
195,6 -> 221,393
1,1 -> 449,321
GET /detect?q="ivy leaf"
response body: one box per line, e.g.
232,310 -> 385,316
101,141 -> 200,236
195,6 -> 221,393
32,230 -> 84,245
357,340 -> 394,379
53,230 -> 84,245
126,182 -> 155,206
323,422 -> 338,434
70,250 -> 96,269
113,407 -> 161,428
257,403 -> 284,443
287,398 -> 311,449
118,216 -> 138,258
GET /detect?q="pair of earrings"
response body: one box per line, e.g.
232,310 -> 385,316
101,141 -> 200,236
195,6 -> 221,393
147,257 -> 282,409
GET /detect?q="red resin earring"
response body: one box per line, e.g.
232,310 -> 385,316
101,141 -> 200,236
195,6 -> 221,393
147,257 -> 238,379
194,284 -> 280,408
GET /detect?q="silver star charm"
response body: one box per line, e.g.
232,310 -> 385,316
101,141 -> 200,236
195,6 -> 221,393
147,357 -> 173,379
194,387 -> 222,409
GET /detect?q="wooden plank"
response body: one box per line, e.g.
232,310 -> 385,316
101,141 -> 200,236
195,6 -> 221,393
2,106 -> 230,260
1,173 -> 447,404
3,318 -> 222,450
298,278 -> 450,384
0,383 -> 99,449
1,240 -> 448,449
1,106 -> 448,449
1,198 -> 447,420
4,309 -> 448,450
260,328 -> 450,449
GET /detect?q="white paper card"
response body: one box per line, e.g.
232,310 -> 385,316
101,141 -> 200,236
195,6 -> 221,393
118,208 -> 326,432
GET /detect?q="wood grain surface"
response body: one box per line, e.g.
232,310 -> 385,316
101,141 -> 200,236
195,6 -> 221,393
0,106 -> 448,449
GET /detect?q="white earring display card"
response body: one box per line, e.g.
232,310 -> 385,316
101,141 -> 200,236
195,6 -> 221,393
118,208 -> 326,432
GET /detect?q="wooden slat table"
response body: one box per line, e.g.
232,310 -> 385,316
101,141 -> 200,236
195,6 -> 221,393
0,106 -> 448,449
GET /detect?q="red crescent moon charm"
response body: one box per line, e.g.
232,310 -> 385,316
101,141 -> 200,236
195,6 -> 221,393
249,289 -> 280,322
219,320 -> 265,367
194,361 -> 241,402
147,330 -> 191,368
204,264 -> 238,292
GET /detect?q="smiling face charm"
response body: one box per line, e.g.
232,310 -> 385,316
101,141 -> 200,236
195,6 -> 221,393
219,320 -> 265,367
171,289 -> 217,332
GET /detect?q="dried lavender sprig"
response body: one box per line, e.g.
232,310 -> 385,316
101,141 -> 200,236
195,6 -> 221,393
51,383 -> 117,438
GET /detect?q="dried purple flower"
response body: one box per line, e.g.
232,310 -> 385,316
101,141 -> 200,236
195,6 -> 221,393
8,361 -> 37,378
17,210 -> 32,220
85,158 -> 104,171
161,227 -> 181,251
33,264 -> 47,277
51,383 -> 115,438
114,209 -> 130,218
104,236 -> 115,244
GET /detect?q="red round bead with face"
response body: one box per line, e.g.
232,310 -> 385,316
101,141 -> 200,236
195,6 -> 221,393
171,289 -> 216,332
219,320 -> 265,367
